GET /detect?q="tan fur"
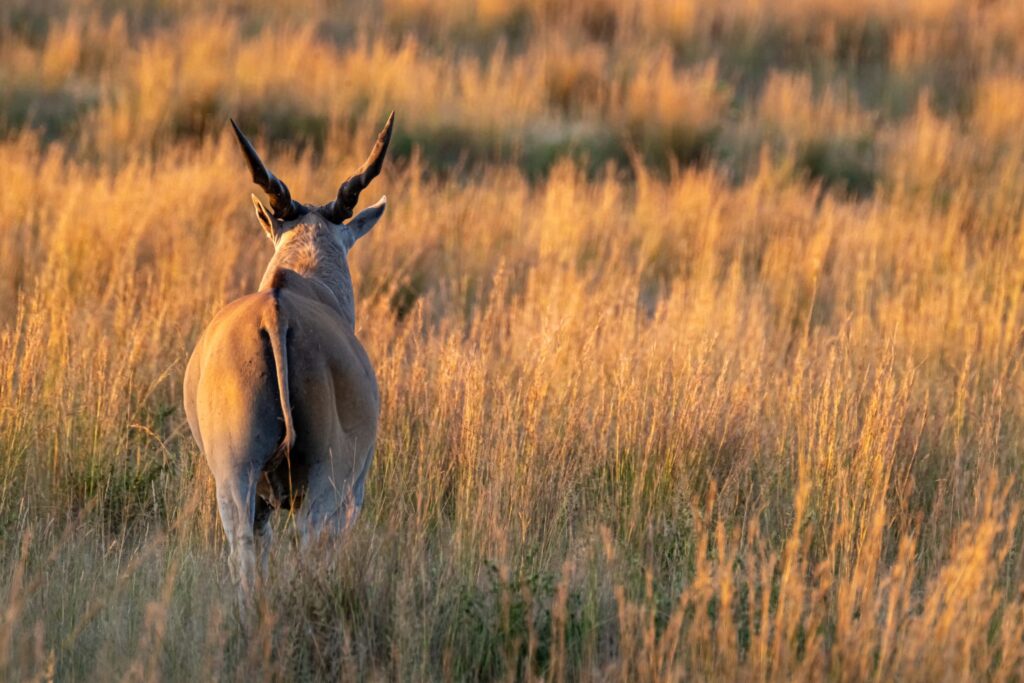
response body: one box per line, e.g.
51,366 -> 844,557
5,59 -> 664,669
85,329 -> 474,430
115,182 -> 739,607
184,204 -> 386,597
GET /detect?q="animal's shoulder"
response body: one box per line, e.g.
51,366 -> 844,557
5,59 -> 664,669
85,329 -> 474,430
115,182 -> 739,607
263,269 -> 346,320
266,267 -> 291,291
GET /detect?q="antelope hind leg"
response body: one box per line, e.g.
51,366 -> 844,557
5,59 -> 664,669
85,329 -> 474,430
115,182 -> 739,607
215,473 -> 258,600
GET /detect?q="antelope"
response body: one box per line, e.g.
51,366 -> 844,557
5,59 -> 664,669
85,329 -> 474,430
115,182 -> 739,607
184,113 -> 394,595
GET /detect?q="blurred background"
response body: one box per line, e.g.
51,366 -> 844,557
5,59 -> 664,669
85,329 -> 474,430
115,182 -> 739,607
5,1 -> 1024,680
4,0 -> 1021,181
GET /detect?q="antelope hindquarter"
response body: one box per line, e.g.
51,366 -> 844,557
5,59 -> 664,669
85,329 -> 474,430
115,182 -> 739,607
184,113 -> 394,594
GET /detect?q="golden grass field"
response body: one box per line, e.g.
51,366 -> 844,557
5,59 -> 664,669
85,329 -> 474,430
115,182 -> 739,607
4,0 -> 1024,679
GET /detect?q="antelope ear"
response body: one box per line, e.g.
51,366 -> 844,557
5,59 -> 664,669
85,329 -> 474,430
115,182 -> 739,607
340,195 -> 386,248
251,194 -> 277,240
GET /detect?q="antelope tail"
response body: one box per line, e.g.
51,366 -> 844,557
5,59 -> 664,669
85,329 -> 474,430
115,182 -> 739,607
263,298 -> 296,468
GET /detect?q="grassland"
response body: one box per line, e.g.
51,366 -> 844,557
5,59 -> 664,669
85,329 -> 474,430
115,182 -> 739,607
4,0 -> 1024,679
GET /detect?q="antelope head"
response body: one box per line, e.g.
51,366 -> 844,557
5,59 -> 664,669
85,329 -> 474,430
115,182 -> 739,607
229,113 -> 394,321
230,112 -> 394,253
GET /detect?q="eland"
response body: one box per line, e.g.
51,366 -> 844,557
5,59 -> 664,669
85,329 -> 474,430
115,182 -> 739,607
184,113 -> 394,595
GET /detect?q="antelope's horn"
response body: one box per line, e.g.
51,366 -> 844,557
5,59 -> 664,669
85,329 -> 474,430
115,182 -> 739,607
230,119 -> 303,221
321,112 -> 395,223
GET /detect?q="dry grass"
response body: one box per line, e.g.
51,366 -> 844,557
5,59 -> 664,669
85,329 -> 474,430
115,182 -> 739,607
4,0 -> 1024,680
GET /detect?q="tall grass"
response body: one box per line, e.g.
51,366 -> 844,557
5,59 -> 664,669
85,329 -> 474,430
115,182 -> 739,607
4,0 -> 1024,680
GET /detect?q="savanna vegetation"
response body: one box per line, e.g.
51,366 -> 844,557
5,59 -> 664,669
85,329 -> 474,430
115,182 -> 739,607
4,0 -> 1024,679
